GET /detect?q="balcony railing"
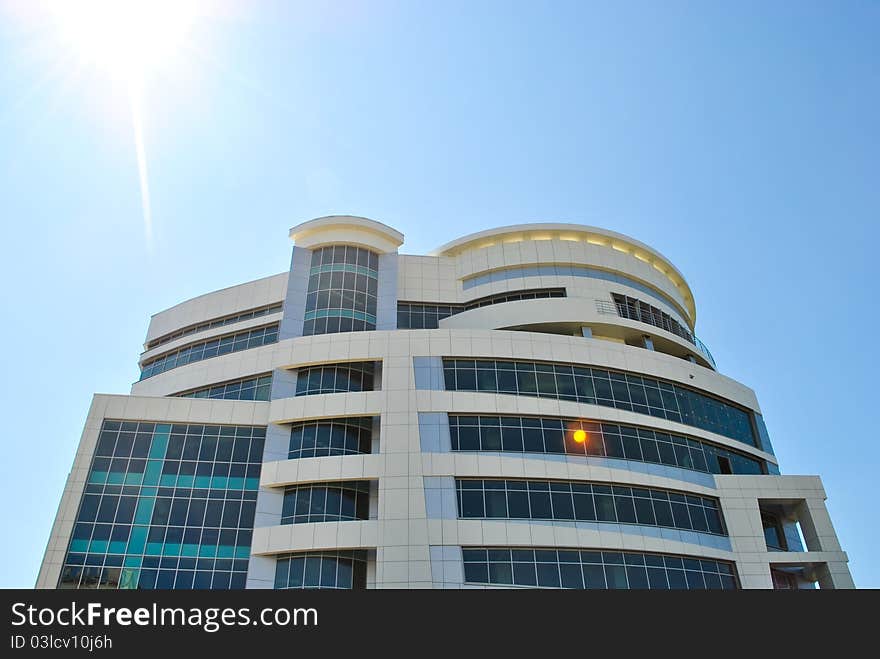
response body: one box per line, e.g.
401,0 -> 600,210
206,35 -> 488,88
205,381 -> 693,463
594,299 -> 716,369
693,336 -> 717,370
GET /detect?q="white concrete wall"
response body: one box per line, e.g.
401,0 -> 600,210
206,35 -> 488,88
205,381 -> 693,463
144,272 -> 288,346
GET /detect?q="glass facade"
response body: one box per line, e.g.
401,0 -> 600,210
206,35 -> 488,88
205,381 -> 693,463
456,479 -> 725,535
397,288 -> 565,329
303,245 -> 378,335
462,548 -> 738,589
295,362 -> 376,396
146,303 -> 283,350
449,415 -> 764,475
442,359 -> 756,447
59,421 -> 264,590
280,481 -> 370,525
754,413 -> 776,456
176,374 -> 272,401
288,417 -> 373,459
140,324 -> 279,380
274,551 -> 368,590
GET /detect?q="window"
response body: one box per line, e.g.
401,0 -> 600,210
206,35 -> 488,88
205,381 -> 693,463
303,245 -> 378,335
175,374 -> 272,401
281,482 -> 370,524
59,420 -> 264,590
289,417 -> 374,459
274,551 -> 367,589
146,303 -> 283,350
762,512 -> 787,551
295,362 -> 376,396
140,325 -> 279,380
771,569 -> 799,590
462,547 -> 738,590
442,359 -> 757,447
448,415 -> 765,475
456,479 -> 726,535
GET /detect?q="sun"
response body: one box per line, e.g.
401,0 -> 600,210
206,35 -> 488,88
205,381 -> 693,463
48,0 -> 203,83
41,0 -> 208,247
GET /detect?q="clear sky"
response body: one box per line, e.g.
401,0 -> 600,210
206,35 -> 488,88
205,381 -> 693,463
0,1 -> 877,588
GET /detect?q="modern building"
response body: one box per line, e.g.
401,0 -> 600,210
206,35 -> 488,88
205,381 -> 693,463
38,216 -> 853,590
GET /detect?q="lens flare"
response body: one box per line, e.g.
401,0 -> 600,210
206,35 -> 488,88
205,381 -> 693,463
43,0 -> 206,247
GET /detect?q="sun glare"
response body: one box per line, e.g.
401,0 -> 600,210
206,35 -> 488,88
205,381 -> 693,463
48,0 -> 202,82
40,0 -> 208,247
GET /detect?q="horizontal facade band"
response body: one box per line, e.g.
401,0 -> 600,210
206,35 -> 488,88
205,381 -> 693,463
248,518 -> 735,558
459,546 -> 738,590
140,311 -> 285,363
146,302 -> 284,350
251,520 -> 380,556
173,373 -> 273,401
432,226 -> 695,321
433,297 -> 714,370
462,263 -> 689,323
143,271 -> 289,347
140,324 -> 280,380
132,329 -> 760,411
259,452 -> 721,497
413,392 -> 776,464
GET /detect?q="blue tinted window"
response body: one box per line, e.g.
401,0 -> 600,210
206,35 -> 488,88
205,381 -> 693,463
443,359 -> 757,447
59,420 -> 264,590
456,479 -> 726,536
449,415 -> 765,475
303,246 -> 378,336
289,417 -> 373,459
140,325 -> 279,380
176,374 -> 272,401
462,547 -> 738,590
281,482 -> 370,524
295,362 -> 376,396
274,551 -> 367,590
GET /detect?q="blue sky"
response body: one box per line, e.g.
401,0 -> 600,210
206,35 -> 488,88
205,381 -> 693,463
0,1 -> 877,588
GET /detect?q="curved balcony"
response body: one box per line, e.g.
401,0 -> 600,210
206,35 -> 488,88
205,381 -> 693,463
436,296 -> 716,370
595,300 -> 716,369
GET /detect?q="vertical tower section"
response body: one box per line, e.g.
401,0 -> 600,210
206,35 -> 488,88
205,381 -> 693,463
245,216 -> 403,588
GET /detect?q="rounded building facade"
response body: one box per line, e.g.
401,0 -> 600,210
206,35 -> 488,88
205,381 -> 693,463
38,216 -> 853,590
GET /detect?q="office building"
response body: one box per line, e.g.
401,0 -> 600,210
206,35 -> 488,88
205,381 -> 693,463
37,216 -> 854,589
